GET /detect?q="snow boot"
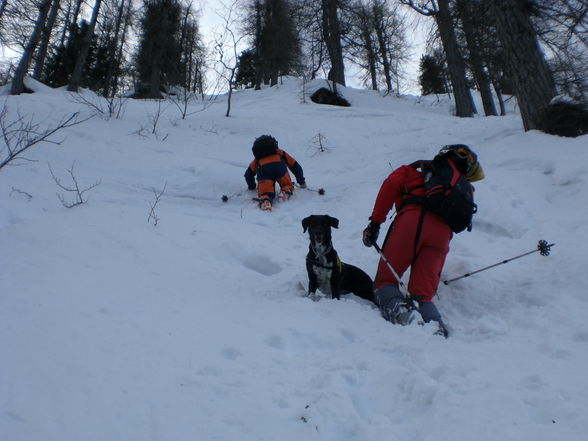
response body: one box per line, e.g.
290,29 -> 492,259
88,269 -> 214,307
390,302 -> 416,325
260,199 -> 272,211
433,321 -> 449,338
278,190 -> 293,202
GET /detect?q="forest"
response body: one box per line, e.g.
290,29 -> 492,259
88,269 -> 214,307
1,0 -> 587,135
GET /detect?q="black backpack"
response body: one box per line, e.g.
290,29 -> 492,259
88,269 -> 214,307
404,157 -> 477,233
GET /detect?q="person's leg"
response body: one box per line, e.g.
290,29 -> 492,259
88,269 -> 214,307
374,211 -> 420,290
257,179 -> 276,201
406,213 -> 451,336
276,172 -> 294,197
407,213 -> 450,303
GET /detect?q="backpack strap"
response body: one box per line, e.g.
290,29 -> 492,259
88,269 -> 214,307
397,160 -> 430,211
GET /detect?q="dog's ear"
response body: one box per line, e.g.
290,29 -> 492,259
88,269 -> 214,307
302,216 -> 311,233
327,216 -> 339,229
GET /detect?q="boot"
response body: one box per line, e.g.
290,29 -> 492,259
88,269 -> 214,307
260,200 -> 272,211
278,190 -> 293,202
433,321 -> 449,338
389,302 -> 416,325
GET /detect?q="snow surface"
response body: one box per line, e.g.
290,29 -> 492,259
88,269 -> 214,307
1,77 -> 587,441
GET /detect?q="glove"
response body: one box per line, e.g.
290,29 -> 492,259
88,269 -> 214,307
362,221 -> 380,247
248,185 -> 256,191
298,181 -> 307,189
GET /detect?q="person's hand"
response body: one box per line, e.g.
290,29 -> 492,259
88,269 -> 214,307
248,185 -> 257,191
298,181 -> 307,189
362,221 -> 380,247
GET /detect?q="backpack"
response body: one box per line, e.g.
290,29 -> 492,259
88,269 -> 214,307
404,157 -> 477,233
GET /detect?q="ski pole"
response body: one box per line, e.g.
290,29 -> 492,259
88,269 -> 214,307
373,242 -> 415,306
221,190 -> 243,202
442,240 -> 555,285
294,182 -> 325,195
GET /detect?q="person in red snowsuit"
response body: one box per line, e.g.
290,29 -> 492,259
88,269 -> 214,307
244,135 -> 306,210
362,145 -> 484,336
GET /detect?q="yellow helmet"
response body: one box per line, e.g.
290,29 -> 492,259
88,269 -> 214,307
437,144 -> 485,182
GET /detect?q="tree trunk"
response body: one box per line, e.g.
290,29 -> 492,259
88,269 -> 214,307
372,5 -> 392,91
33,0 -> 61,81
493,80 -> 506,116
111,0 -> 132,96
67,0 -> 102,92
362,23 -> 378,90
456,0 -> 497,116
435,0 -> 476,117
321,0 -> 345,87
102,0 -> 126,97
253,1 -> 263,90
11,0 -> 52,95
491,0 -> 557,131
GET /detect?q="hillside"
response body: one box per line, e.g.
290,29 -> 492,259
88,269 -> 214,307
1,77 -> 587,441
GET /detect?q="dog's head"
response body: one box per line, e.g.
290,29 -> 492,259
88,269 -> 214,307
302,215 -> 339,246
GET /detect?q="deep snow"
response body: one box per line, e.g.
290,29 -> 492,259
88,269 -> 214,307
1,77 -> 587,441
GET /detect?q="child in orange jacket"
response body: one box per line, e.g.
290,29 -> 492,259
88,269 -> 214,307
244,135 -> 306,210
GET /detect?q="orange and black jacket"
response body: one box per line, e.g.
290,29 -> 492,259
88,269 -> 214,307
244,148 -> 305,190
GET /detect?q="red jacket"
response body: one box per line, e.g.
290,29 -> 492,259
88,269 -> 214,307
370,165 -> 427,224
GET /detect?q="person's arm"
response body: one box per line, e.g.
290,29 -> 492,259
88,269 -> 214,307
369,166 -> 408,224
281,150 -> 305,185
244,161 -> 257,190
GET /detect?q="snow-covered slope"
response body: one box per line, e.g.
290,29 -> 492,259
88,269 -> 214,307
1,77 -> 587,441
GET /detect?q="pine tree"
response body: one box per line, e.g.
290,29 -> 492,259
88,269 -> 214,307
135,0 -> 183,98
419,53 -> 447,95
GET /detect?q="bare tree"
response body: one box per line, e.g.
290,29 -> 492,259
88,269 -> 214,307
346,2 -> 379,90
534,0 -> 588,101
401,0 -> 476,117
321,0 -> 346,87
101,0 -> 127,97
0,102 -> 92,171
455,0 -> 497,116
213,0 -> 247,117
32,0 -> 61,80
10,0 -> 53,95
67,0 -> 102,92
491,0 -> 558,131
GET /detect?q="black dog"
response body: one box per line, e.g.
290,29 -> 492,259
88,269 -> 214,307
302,215 -> 375,303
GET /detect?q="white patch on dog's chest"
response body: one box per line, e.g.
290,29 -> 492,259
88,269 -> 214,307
312,254 -> 333,295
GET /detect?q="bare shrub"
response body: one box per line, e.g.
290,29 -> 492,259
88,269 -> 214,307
49,161 -> 101,208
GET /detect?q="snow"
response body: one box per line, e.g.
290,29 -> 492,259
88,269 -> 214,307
1,77 -> 587,441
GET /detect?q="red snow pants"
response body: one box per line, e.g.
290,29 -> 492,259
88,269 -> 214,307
375,208 -> 452,302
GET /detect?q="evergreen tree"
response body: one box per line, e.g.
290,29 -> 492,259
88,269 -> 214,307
419,53 -> 447,95
244,0 -> 302,88
235,49 -> 257,88
135,0 -> 183,98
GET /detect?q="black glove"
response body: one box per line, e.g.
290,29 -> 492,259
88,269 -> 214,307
362,221 -> 380,247
298,181 -> 307,189
248,185 -> 256,191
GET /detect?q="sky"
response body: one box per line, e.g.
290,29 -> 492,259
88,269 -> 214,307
1,75 -> 587,441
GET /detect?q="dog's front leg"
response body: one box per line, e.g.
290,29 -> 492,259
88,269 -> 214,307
306,259 -> 318,296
